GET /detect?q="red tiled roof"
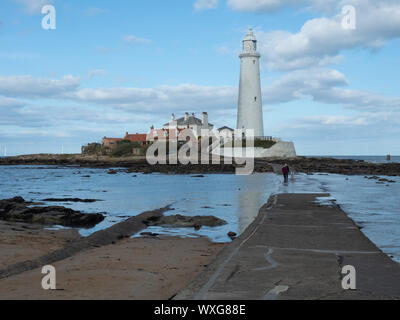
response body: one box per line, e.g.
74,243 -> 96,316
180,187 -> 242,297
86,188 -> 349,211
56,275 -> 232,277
124,134 -> 148,142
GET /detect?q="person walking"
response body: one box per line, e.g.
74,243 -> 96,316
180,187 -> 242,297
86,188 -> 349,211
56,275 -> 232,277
282,164 -> 289,183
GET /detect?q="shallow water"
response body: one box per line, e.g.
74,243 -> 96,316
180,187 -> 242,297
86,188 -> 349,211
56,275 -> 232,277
277,172 -> 400,262
0,166 -> 399,262
0,166 -> 280,242
309,173 -> 400,263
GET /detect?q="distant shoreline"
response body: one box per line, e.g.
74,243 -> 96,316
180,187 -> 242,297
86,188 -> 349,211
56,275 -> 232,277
0,154 -> 400,176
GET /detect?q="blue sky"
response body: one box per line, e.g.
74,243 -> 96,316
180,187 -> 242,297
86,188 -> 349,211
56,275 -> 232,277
0,0 -> 399,156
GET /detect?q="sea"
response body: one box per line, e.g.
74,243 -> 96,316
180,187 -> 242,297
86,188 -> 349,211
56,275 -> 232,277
0,155 -> 399,263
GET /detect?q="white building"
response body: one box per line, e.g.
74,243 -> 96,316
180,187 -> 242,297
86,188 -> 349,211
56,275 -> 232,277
163,112 -> 214,138
236,28 -> 264,138
217,126 -> 234,144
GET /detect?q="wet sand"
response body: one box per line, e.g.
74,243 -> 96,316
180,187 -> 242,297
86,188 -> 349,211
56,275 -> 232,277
0,221 -> 225,300
0,221 -> 80,269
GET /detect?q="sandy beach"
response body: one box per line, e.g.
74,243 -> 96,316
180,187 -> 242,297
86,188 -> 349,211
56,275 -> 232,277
0,219 -> 225,300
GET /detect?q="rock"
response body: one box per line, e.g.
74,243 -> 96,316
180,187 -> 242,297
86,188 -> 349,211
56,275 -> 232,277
378,178 -> 396,183
191,175 -> 205,178
144,214 -> 227,229
228,231 -> 237,240
7,196 -> 25,204
140,232 -> 159,237
42,198 -> 102,203
107,170 -> 118,175
0,197 -> 104,228
2,154 -> 400,176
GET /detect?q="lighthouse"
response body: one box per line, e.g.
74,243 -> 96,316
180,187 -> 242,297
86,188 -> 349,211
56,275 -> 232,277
236,28 -> 264,138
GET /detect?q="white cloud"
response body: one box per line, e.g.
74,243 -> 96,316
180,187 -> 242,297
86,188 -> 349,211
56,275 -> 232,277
194,0 -> 219,11
254,1 -> 400,70
0,96 -> 25,108
13,0 -> 54,15
0,69 -> 398,148
294,115 -> 370,127
0,75 -> 80,99
69,84 -> 237,112
227,0 -> 345,13
262,68 -> 400,112
124,35 -> 152,45
0,70 -> 397,117
263,68 -> 348,104
228,0 -> 298,13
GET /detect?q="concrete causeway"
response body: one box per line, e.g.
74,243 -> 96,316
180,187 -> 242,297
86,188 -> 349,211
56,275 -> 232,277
176,194 -> 400,300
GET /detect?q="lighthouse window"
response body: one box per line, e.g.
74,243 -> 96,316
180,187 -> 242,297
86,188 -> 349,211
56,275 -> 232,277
254,97 -> 257,102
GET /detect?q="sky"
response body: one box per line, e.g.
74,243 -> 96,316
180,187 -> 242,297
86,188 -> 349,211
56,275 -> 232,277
0,0 -> 399,156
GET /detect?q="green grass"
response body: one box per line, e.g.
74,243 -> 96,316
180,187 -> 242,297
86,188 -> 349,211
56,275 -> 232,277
222,140 -> 276,149
254,140 -> 276,149
111,141 -> 142,157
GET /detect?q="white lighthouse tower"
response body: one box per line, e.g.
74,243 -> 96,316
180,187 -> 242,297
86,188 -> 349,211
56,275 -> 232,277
236,28 -> 264,138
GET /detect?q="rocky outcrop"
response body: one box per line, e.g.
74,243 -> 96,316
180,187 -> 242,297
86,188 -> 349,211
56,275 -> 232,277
258,158 -> 400,176
144,214 -> 227,230
0,197 -> 104,228
41,198 -> 102,203
1,154 -> 400,176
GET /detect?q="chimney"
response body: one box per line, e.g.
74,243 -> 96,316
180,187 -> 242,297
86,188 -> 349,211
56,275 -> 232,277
184,112 -> 189,121
202,112 -> 208,128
